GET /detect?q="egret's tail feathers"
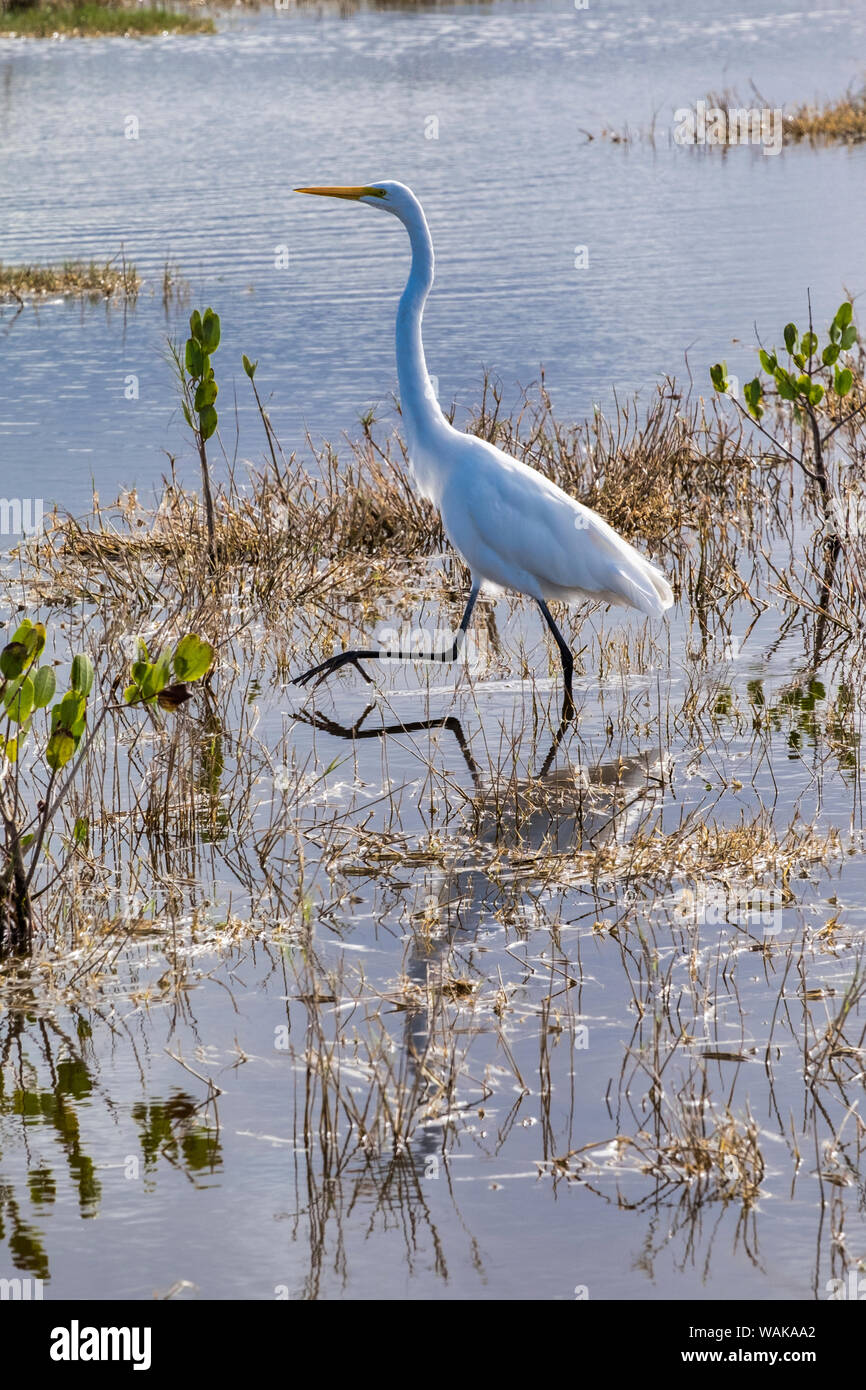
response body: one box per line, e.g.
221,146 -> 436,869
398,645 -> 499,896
644,562 -> 675,614
611,559 -> 674,618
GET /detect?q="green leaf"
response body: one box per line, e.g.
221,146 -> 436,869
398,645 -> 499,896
829,321 -> 840,343
835,301 -> 853,328
199,404 -> 218,441
151,653 -> 172,695
242,354 -> 257,380
182,402 -> 194,429
5,676 -> 34,724
70,653 -> 94,698
759,349 -> 777,373
822,342 -> 840,366
775,368 -> 796,401
73,817 -> 89,847
189,309 -> 203,342
194,379 -> 218,411
792,353 -> 805,370
0,641 -> 29,680
46,730 -> 75,771
709,362 -> 728,393
840,324 -> 857,350
128,663 -> 157,703
13,619 -> 45,658
173,634 -> 214,683
744,377 -> 763,419
800,332 -> 818,357
835,366 -> 854,397
784,323 -> 798,354
200,308 -> 221,354
185,338 -> 204,379
0,621 -> 45,680
51,690 -> 85,733
32,666 -> 56,708
809,382 -> 825,406
796,373 -> 811,394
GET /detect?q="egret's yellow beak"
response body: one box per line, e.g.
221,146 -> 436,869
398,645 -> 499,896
294,185 -> 385,200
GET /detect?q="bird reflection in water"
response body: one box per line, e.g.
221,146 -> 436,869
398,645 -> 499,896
296,698 -> 668,858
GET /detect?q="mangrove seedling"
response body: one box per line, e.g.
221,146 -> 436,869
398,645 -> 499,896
0,622 -> 214,955
711,300 -> 862,511
0,621 -> 94,953
172,307 -> 222,569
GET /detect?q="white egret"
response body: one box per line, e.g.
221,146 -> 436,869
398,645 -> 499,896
292,182 -> 673,710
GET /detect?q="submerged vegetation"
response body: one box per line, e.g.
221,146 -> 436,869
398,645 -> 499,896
2,300 -> 866,1295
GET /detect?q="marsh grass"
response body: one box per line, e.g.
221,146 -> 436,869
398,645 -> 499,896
786,85 -> 866,144
0,1 -> 214,36
0,255 -> 140,303
698,83 -> 866,147
3,360 -> 866,1294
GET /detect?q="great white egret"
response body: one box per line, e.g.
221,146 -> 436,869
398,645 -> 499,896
292,182 -> 673,710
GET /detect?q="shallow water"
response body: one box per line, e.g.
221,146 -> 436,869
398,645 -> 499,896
1,0 -> 866,1303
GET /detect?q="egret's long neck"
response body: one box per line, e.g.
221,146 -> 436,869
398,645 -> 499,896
395,207 -> 446,447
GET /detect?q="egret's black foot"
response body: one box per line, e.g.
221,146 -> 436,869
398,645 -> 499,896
292,651 -> 374,690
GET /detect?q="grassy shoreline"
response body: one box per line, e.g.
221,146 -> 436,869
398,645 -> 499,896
0,256 -> 140,302
0,1 -> 214,36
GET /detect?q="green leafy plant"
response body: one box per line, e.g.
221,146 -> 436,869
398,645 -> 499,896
710,301 -> 862,509
0,620 -> 214,956
171,308 -> 222,568
0,621 -> 94,953
123,632 -> 214,709
711,301 -> 865,662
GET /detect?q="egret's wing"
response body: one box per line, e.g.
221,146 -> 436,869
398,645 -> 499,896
455,440 -> 673,617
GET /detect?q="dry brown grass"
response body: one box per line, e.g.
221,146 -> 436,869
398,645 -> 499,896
786,86 -> 866,143
21,374 -> 770,629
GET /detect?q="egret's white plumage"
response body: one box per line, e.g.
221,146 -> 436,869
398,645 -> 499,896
439,434 -> 672,615
293,180 -> 673,703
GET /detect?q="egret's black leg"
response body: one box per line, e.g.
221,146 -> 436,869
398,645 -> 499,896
293,582 -> 482,691
537,600 -> 576,715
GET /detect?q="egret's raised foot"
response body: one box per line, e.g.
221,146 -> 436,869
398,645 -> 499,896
292,651 -> 374,690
